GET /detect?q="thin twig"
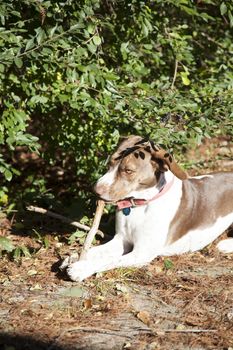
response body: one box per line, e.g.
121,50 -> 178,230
0,29 -> 98,64
64,326 -> 133,337
171,59 -> 178,89
26,205 -> 104,238
17,29 -> 97,59
154,328 -> 217,333
48,325 -> 216,349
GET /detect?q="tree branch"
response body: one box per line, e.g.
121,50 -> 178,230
26,205 -> 104,238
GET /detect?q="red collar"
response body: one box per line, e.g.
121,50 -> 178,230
116,176 -> 175,210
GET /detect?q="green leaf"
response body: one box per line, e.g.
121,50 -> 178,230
92,35 -> 101,46
43,236 -> 50,249
0,237 -> 14,252
220,2 -> 227,16
36,28 -> 46,45
68,230 -> 86,245
14,57 -> 23,68
13,247 -> 21,260
164,259 -> 174,270
87,42 -> 97,54
142,22 -> 148,37
0,193 -> 8,205
193,126 -> 202,133
180,71 -> 191,86
87,23 -> 96,34
30,95 -> 48,104
4,169 -> 12,181
25,38 -> 35,51
228,11 -> 233,27
49,25 -> 58,37
20,245 -> 31,258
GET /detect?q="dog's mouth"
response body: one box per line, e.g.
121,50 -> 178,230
100,197 -> 113,203
95,194 -> 114,203
94,184 -> 135,204
96,194 -> 127,204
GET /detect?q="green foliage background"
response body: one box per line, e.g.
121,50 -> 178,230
0,0 -> 233,186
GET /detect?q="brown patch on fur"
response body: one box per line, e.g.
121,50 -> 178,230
152,149 -> 188,180
167,174 -> 233,244
139,151 -> 145,160
144,146 -> 151,153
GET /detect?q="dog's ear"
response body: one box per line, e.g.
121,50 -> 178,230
114,135 -> 142,157
150,145 -> 188,180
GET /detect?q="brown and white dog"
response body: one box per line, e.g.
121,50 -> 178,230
66,135 -> 233,281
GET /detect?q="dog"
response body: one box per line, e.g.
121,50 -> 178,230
65,135 -> 233,281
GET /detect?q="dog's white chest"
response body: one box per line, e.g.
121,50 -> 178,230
115,177 -> 183,248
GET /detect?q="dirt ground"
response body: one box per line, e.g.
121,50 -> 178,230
0,137 -> 233,350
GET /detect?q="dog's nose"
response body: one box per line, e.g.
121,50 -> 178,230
93,183 -> 109,200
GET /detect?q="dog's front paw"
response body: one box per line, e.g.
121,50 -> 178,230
67,261 -> 94,282
216,238 -> 233,253
60,253 -> 79,271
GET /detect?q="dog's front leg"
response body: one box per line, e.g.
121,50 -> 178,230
60,233 -> 125,271
83,234 -> 125,260
66,234 -> 125,281
67,247 -> 157,282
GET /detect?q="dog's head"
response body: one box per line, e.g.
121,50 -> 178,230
94,135 -> 188,202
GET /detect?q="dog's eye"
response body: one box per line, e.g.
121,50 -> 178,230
125,169 -> 133,175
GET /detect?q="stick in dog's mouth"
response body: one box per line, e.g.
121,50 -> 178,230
79,199 -> 105,260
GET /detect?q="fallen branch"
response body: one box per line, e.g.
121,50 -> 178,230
48,326 -> 132,350
154,328 -> 217,334
48,325 -> 216,349
79,199 -> 105,260
26,205 -> 104,238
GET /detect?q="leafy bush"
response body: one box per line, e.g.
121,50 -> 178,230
0,0 -> 232,186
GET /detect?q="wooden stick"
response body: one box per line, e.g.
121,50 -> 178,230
154,328 -> 217,334
48,325 -> 216,349
26,205 -> 104,237
79,199 -> 105,260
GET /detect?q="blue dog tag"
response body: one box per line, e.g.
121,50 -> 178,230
122,207 -> 131,216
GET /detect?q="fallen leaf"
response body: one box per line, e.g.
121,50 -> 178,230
155,330 -> 165,336
147,265 -> 163,274
137,310 -> 151,325
176,324 -> 186,330
60,286 -> 86,298
227,309 -> 233,321
44,312 -> 54,320
115,283 -> 128,294
83,298 -> 92,309
29,283 -> 42,291
27,269 -> 38,276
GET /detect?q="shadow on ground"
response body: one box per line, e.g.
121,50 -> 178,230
0,333 -> 64,350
